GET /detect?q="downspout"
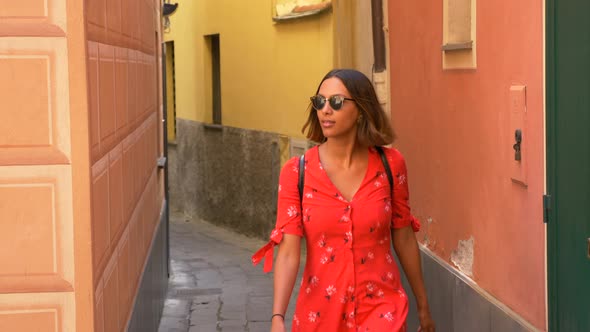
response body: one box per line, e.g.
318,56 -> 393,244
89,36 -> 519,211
371,0 -> 389,112
371,0 -> 386,73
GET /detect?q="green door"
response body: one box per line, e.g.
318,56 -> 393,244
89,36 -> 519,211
547,0 -> 590,330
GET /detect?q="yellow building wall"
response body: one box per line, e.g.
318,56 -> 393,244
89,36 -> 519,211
164,0 -> 334,138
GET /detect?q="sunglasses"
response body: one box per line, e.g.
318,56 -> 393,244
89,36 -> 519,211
310,95 -> 355,111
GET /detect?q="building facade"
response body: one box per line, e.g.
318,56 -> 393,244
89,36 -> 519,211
162,0 -> 590,330
388,0 -> 590,331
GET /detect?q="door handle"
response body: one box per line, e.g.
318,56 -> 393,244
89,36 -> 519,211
157,156 -> 167,169
587,238 -> 590,259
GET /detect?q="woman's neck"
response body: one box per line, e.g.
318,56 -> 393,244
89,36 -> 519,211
321,137 -> 367,169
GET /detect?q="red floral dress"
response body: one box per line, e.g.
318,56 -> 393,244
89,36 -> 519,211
252,146 -> 420,331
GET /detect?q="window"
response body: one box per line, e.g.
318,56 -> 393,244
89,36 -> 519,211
205,34 -> 221,124
442,0 -> 476,69
164,41 -> 177,141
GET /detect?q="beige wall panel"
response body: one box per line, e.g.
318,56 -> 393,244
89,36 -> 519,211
93,235 -> 122,331
98,43 -> 116,157
0,57 -> 50,145
86,0 -> 106,42
352,0 -> 374,77
0,165 -> 73,293
126,50 -> 137,130
0,309 -> 58,331
0,290 -> 74,331
91,155 -> 110,280
128,208 -> 140,285
122,138 -> 135,223
87,41 -> 101,162
120,0 -> 135,41
94,287 -> 104,332
1,185 -> 54,273
106,0 -> 121,36
102,253 -> 120,332
0,0 -> 46,17
123,128 -> 140,213
115,47 -> 129,138
0,0 -> 66,37
0,38 -> 70,166
142,172 -> 157,247
116,232 -> 131,324
109,145 -> 124,245
447,0 -> 471,42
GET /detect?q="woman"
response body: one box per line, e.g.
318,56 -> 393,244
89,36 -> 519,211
252,69 -> 435,331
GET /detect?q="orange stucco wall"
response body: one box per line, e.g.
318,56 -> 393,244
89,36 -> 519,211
388,0 -> 545,329
86,0 -> 163,331
0,0 -> 163,330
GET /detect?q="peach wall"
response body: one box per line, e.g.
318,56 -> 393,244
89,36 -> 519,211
0,0 -> 162,330
86,0 -> 163,331
66,0 -> 96,329
388,0 -> 545,329
0,0 -> 80,330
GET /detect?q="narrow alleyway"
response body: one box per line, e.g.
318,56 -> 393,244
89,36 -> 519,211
157,214 -> 302,332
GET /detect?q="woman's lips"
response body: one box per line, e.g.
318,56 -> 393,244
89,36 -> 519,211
321,120 -> 335,128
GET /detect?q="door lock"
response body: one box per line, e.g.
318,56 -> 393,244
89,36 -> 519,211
513,129 -> 522,161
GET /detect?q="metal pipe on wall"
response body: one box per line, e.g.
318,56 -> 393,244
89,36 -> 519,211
371,0 -> 386,72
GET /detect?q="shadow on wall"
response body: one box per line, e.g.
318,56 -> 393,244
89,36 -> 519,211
168,119 -> 281,239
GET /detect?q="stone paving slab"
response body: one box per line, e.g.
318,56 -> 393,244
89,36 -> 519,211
157,214 -> 303,332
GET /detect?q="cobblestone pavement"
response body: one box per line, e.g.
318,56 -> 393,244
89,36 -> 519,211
157,214 -> 303,332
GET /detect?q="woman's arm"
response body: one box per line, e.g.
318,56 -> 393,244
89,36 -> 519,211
392,226 -> 435,331
386,148 -> 434,330
271,234 -> 301,331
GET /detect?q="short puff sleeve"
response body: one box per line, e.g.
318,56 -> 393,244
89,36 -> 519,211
387,148 -> 421,232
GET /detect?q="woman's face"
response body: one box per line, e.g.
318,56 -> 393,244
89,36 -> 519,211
316,77 -> 359,141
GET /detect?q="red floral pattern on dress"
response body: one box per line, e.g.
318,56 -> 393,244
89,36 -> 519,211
252,146 -> 419,331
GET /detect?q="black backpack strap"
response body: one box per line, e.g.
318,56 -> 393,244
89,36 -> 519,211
298,154 -> 305,203
375,146 -> 393,191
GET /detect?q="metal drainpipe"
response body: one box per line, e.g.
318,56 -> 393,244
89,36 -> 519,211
371,0 -> 386,73
371,0 -> 389,113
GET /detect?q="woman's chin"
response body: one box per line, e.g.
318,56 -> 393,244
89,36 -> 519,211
320,129 -> 332,137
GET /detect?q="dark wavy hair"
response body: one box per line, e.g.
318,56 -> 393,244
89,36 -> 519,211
302,69 -> 395,146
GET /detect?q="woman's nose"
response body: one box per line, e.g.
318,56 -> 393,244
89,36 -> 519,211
320,104 -> 334,114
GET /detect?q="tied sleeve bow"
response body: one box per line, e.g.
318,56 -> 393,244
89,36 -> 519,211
410,215 -> 421,232
251,228 -> 283,273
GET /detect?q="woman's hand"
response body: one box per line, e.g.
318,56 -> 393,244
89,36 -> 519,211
271,234 -> 300,332
417,307 -> 435,332
270,316 -> 287,332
